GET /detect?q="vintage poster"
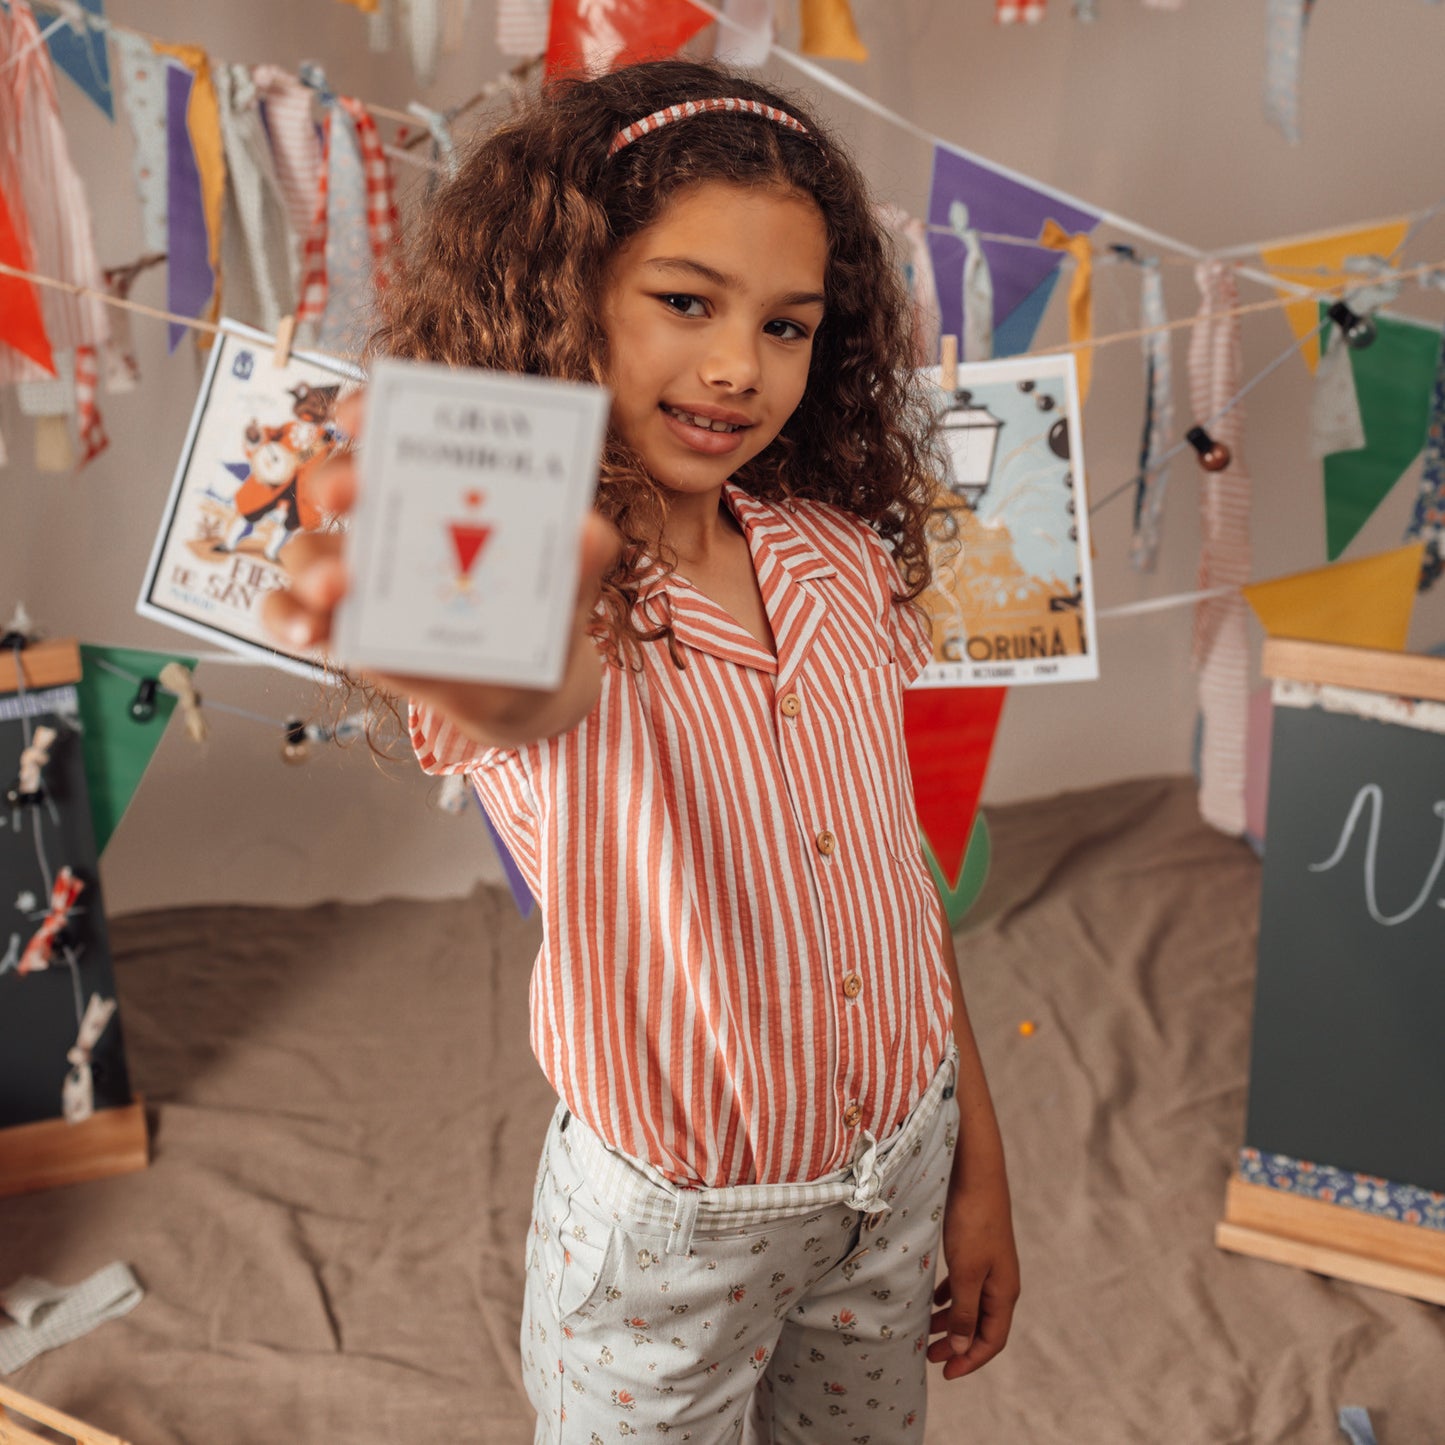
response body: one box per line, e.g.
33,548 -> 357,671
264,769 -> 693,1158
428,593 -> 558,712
915,352 -> 1099,687
137,320 -> 362,677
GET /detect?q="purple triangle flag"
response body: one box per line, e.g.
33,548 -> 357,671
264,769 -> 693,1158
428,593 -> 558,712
473,790 -> 535,919
928,146 -> 1101,358
165,61 -> 213,353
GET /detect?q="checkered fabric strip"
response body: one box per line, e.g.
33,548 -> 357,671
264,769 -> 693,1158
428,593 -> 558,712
294,108 -> 333,323
561,1048 -> 957,1231
74,345 -> 108,465
997,0 -> 1046,20
337,95 -> 402,293
608,97 -> 809,157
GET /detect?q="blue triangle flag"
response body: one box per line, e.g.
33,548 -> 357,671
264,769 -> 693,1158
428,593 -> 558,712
45,0 -> 114,121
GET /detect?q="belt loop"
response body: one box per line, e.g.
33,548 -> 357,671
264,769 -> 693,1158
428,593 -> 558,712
667,1187 -> 700,1257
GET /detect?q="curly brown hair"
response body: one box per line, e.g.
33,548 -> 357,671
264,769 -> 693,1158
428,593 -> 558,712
370,57 -> 939,666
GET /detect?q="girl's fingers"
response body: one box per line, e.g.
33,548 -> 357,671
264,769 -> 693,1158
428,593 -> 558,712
276,528 -> 344,578
261,585 -> 332,651
309,455 -> 359,516
290,555 -> 349,613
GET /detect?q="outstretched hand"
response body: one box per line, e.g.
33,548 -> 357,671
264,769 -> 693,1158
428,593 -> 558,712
260,390 -> 622,746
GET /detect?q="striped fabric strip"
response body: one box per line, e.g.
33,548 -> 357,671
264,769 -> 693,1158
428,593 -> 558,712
0,3 -> 109,388
1130,258 -> 1174,572
497,0 -> 551,54
251,64 -> 323,245
404,0 -> 442,86
73,344 -> 106,465
411,486 -> 950,1189
0,684 -> 77,721
1188,260 -> 1252,837
294,107 -> 332,325
996,0 -> 1046,22
338,96 -> 401,295
608,97 -> 809,156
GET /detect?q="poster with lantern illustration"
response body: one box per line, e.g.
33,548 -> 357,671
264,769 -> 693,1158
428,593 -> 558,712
915,352 -> 1099,687
137,320 -> 363,678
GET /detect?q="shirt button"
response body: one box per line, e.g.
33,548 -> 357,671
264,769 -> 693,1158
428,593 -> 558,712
779,692 -> 801,718
815,829 -> 836,857
843,1102 -> 863,1129
842,972 -> 863,1000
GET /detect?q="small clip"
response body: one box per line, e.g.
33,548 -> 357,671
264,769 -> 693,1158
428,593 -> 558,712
1326,300 -> 1376,351
159,662 -> 207,744
282,717 -> 311,765
272,314 -> 297,368
129,677 -> 159,722
2,601 -> 35,651
1186,425 -> 1232,473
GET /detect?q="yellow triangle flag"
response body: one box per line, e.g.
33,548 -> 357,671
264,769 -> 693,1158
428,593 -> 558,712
1258,220 -> 1410,372
1242,544 -> 1424,651
800,0 -> 869,61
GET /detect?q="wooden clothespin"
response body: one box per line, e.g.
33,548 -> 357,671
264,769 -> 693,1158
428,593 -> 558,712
158,662 -> 206,744
939,334 -> 959,394
272,314 -> 297,369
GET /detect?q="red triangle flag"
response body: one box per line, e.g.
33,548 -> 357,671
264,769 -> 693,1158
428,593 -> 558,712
546,0 -> 712,76
903,687 -> 1007,885
0,183 -> 56,376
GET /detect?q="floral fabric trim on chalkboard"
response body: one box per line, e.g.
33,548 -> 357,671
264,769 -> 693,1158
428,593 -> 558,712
1239,1148 -> 1445,1232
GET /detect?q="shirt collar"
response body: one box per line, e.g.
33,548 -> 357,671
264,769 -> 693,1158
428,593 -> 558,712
632,484 -> 836,674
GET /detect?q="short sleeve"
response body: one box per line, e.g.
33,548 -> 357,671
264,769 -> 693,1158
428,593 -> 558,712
859,528 -> 933,686
408,699 -> 515,776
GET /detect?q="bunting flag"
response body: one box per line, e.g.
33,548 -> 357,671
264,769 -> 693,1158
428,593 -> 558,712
875,204 -> 940,368
923,813 -> 991,929
215,63 -> 297,333
498,0 -> 553,55
1258,219 -> 1409,371
0,4 -> 110,388
0,182 -> 56,375
902,685 -> 1007,890
76,645 -> 193,855
113,32 -> 169,253
43,0 -> 113,119
161,60 -> 212,352
1131,258 -> 1174,572
1188,260 -> 1252,837
714,0 -> 775,64
74,344 -> 107,464
1406,332 -> 1445,591
800,0 -> 868,60
928,147 -> 1100,364
1322,309 -> 1440,560
1039,218 -> 1095,402
156,43 -> 225,350
473,789 -> 535,918
1262,0 -> 1309,144
404,0 -> 443,86
1242,545 -> 1423,652
251,66 -> 324,243
545,0 -> 711,76
1308,317 -> 1365,458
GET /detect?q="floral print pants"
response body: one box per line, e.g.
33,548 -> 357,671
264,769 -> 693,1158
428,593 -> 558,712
522,1053 -> 959,1444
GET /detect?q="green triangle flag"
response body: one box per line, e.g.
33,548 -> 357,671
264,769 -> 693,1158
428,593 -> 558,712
1323,309 -> 1441,560
76,645 -> 196,854
920,811 -> 991,930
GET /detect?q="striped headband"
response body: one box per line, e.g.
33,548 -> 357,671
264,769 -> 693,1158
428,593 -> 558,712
608,97 -> 810,158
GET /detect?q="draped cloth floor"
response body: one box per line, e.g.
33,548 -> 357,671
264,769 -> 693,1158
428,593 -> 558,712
1,777 -> 1440,1443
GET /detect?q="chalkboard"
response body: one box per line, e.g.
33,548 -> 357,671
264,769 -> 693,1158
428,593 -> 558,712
1,645 -> 133,1130
1245,642 -> 1445,1196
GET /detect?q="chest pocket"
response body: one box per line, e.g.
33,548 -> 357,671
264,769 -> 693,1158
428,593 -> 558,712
844,663 -> 919,866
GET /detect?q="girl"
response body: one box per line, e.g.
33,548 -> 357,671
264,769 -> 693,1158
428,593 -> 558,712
265,58 -> 1019,1443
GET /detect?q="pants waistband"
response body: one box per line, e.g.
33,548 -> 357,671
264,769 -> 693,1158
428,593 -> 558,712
555,1047 -> 958,1253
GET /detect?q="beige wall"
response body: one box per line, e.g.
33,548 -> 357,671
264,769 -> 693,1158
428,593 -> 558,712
5,0 -> 1443,913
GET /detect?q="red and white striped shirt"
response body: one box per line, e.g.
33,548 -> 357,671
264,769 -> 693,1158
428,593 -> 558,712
411,484 -> 952,1188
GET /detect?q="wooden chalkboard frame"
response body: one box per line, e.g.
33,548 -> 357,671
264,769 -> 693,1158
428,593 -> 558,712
1215,639 -> 1445,1305
0,641 -> 148,1198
